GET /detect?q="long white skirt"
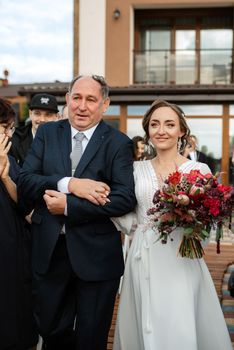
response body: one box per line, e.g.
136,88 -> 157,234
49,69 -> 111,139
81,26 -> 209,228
113,227 -> 232,350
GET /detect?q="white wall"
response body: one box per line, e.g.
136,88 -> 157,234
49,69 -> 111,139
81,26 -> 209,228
79,0 -> 106,76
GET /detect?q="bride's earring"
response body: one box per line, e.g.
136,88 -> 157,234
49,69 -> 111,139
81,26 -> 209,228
177,137 -> 182,153
146,139 -> 156,158
148,139 -> 155,149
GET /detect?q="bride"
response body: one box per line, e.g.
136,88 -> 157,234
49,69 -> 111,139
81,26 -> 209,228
112,99 -> 232,350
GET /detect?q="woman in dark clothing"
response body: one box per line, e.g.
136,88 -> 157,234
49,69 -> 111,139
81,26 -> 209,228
0,98 -> 37,350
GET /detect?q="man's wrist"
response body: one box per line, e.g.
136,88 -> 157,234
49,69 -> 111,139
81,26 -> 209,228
68,177 -> 78,193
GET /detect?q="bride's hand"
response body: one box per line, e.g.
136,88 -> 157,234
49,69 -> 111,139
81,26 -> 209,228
68,178 -> 111,206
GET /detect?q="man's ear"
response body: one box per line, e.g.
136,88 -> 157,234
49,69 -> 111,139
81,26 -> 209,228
65,92 -> 70,105
103,97 -> 110,113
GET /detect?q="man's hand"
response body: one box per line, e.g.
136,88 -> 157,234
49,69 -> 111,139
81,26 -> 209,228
43,190 -> 67,215
68,178 -> 110,206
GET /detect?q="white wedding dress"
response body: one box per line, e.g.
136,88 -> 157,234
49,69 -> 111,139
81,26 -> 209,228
112,160 -> 232,350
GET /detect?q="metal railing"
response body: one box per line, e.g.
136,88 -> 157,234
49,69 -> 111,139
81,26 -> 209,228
134,48 -> 233,85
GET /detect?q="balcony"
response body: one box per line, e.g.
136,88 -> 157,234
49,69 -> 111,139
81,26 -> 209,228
134,48 -> 233,85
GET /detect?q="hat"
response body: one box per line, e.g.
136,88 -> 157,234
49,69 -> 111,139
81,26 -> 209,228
29,93 -> 58,113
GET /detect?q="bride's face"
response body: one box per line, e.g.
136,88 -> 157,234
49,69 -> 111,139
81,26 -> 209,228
148,106 -> 184,151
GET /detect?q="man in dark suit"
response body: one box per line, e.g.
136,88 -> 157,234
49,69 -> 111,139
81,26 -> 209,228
183,134 -> 216,171
18,75 -> 136,350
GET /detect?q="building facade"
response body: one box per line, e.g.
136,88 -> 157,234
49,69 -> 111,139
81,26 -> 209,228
77,0 -> 234,184
0,0 -> 234,184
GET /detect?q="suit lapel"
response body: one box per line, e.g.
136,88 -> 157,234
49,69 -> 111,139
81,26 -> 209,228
74,121 -> 109,177
58,120 -> 72,175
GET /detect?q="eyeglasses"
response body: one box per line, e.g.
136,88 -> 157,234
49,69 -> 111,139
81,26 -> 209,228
0,123 -> 15,135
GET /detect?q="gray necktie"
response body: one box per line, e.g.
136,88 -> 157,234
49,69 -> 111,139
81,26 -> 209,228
70,132 -> 85,175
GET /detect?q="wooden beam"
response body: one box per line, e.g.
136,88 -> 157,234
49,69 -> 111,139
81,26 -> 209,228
119,104 -> 127,133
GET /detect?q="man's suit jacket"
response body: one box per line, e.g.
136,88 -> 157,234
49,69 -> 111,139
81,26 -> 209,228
188,151 -> 216,173
18,119 -> 136,281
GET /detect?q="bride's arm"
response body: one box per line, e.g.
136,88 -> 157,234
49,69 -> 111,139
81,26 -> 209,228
111,212 -> 137,236
111,161 -> 139,235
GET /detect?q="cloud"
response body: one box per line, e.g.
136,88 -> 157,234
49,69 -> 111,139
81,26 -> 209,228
0,0 -> 73,83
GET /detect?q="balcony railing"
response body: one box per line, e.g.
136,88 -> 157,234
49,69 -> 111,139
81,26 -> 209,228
134,48 -> 233,85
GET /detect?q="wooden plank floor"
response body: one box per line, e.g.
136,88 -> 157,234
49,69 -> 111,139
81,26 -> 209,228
107,241 -> 234,350
204,243 -> 234,300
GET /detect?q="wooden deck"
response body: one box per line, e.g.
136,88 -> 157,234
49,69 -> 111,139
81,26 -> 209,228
204,243 -> 234,300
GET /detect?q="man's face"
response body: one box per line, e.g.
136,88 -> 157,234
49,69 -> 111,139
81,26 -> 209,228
29,109 -> 58,134
66,77 -> 110,131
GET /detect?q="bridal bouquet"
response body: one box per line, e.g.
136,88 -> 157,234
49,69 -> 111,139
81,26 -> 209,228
147,169 -> 234,259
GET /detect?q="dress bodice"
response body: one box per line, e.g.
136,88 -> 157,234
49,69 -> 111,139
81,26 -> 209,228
112,159 -> 211,236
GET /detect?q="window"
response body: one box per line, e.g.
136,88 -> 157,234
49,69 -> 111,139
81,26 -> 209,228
134,8 -> 233,85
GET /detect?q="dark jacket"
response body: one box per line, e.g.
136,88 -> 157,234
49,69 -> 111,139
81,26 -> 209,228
188,151 -> 216,173
10,122 -> 33,166
18,119 -> 136,280
0,156 -> 37,349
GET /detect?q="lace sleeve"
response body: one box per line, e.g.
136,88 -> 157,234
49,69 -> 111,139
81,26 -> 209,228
111,212 -> 137,236
198,162 -> 212,175
111,161 -> 139,235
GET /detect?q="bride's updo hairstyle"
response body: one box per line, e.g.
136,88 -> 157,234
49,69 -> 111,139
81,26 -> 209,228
142,99 -> 190,153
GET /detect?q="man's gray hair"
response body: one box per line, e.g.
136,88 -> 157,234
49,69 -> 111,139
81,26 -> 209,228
68,75 -> 109,99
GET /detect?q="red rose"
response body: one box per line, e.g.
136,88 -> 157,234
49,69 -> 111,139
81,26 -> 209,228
168,171 -> 182,185
217,184 -> 232,193
184,170 -> 204,183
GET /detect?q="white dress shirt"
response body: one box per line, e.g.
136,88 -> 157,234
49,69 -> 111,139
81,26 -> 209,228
57,123 -> 98,193
56,123 -> 99,220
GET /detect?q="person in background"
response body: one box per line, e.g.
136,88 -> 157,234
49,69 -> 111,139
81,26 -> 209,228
10,93 -> 59,166
59,104 -> 69,119
183,134 -> 216,173
0,98 -> 38,350
132,135 -> 145,160
18,75 -> 136,350
183,134 -> 208,163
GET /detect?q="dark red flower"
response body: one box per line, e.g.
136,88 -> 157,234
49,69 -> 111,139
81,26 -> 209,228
204,198 -> 220,216
147,168 -> 234,259
168,171 -> 182,185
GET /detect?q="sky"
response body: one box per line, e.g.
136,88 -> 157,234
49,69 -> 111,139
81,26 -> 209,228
0,0 -> 73,84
